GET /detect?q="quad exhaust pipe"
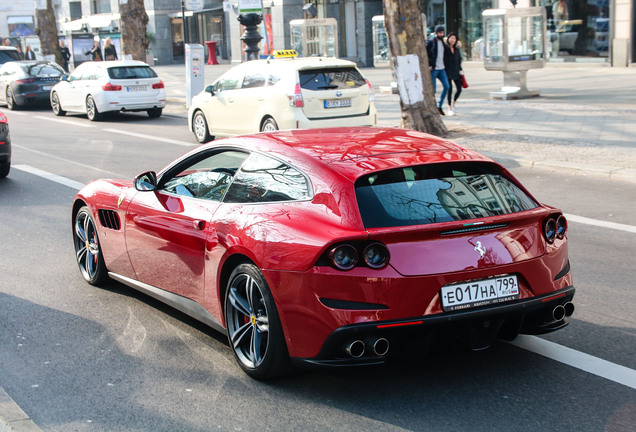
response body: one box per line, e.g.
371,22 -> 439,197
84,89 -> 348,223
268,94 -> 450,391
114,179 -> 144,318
345,338 -> 390,358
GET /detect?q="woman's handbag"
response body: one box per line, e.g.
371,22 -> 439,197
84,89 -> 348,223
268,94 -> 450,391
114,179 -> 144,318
461,74 -> 469,89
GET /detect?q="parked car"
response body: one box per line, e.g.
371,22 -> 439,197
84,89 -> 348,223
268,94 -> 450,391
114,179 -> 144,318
50,60 -> 165,121
0,61 -> 65,110
0,110 -> 11,178
0,46 -> 22,65
188,54 -> 377,143
71,127 -> 575,379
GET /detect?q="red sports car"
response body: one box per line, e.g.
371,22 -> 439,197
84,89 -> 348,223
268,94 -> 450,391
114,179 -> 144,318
72,127 -> 574,379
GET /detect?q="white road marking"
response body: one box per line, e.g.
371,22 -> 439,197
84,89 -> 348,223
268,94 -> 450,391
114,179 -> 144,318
13,164 -> 85,190
13,145 -> 125,178
102,128 -> 196,147
509,335 -> 636,390
34,115 -> 94,128
565,213 -> 636,234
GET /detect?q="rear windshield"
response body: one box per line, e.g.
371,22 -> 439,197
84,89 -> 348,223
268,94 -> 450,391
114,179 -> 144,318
107,66 -> 158,79
355,162 -> 539,228
299,67 -> 366,90
0,50 -> 21,63
23,63 -> 65,77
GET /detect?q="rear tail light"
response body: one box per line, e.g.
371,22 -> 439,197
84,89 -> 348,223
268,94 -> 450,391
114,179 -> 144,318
102,82 -> 122,91
328,245 -> 358,271
324,241 -> 390,271
366,79 -> 375,102
543,214 -> 567,243
363,243 -> 390,269
152,81 -> 164,89
288,83 -> 304,108
0,112 -> 7,123
15,78 -> 35,84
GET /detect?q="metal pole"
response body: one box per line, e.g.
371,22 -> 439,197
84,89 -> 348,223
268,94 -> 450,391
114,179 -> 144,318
181,0 -> 187,45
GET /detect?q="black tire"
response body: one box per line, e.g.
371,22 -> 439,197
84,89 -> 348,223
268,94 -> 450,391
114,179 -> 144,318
261,117 -> 278,132
147,108 -> 162,118
224,263 -> 290,379
86,95 -> 101,121
0,161 -> 9,178
73,206 -> 108,285
6,87 -> 18,110
192,110 -> 213,143
51,91 -> 66,116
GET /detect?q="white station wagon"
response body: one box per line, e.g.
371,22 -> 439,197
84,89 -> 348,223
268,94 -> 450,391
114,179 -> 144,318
188,54 -> 377,143
50,60 -> 166,121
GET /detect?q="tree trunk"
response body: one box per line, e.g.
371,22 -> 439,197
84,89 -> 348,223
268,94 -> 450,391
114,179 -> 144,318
120,0 -> 149,61
383,0 -> 447,136
35,0 -> 63,66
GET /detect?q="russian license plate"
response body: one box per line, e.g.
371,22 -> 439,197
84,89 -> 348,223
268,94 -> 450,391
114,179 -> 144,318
324,98 -> 351,108
126,85 -> 147,92
440,275 -> 519,312
42,85 -> 52,91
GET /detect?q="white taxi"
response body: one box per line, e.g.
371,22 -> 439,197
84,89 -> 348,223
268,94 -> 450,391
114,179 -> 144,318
188,51 -> 377,143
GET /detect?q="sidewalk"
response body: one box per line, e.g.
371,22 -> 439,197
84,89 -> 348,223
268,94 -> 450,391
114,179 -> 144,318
153,61 -> 636,183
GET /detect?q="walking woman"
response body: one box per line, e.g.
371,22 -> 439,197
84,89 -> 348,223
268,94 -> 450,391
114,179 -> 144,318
444,33 -> 463,116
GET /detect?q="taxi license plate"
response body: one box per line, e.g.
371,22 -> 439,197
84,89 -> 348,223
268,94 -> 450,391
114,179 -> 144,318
126,85 -> 147,92
324,98 -> 351,108
440,275 -> 519,312
42,85 -> 52,91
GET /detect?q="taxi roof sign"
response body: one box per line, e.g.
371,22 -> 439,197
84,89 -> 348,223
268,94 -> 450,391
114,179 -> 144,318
273,50 -> 298,58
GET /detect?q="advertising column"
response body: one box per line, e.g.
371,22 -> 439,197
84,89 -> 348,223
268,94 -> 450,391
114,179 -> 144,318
185,43 -> 205,108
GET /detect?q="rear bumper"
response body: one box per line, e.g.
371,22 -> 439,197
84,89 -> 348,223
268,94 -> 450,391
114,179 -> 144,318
14,90 -> 51,105
293,286 -> 575,368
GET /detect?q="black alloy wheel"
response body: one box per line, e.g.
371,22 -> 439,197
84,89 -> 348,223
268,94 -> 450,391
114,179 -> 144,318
6,87 -> 17,110
73,206 -> 108,285
192,110 -> 213,143
224,263 -> 290,379
147,108 -> 162,118
51,92 -> 66,116
86,95 -> 101,121
261,117 -> 278,132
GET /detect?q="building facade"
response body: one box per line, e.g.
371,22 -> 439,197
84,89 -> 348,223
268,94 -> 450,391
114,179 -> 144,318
0,0 -> 633,67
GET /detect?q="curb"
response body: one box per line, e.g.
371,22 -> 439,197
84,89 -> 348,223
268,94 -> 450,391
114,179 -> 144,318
0,388 -> 41,432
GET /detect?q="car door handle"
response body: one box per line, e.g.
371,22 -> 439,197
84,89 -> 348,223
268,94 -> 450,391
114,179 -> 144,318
193,220 -> 206,230
256,97 -> 264,101
227,98 -> 234,103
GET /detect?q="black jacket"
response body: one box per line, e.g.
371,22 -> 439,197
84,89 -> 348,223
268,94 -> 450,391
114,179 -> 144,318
426,37 -> 447,69
444,45 -> 463,80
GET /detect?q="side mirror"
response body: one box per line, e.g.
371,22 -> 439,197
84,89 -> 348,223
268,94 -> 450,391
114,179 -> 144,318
134,171 -> 157,191
60,74 -> 69,82
205,85 -> 215,96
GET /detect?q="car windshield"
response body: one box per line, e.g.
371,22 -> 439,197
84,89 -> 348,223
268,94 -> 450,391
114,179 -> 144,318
23,62 -> 65,77
0,50 -> 21,63
107,66 -> 157,79
299,67 -> 366,90
355,162 -> 539,228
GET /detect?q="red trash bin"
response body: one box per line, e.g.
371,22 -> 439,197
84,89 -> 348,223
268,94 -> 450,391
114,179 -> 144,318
205,41 -> 218,65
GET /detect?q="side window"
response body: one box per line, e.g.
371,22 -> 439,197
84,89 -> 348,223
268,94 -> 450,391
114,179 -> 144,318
241,70 -> 266,89
215,70 -> 242,91
224,153 -> 311,204
161,150 -> 249,201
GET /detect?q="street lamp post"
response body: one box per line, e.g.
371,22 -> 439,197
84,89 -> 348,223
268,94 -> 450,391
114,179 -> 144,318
238,13 -> 263,60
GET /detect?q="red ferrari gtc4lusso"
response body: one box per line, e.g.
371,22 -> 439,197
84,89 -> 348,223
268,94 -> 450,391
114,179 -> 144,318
72,127 -> 574,379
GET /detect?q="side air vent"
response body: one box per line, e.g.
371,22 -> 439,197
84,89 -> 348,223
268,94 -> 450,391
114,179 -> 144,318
98,209 -> 121,230
440,223 -> 509,236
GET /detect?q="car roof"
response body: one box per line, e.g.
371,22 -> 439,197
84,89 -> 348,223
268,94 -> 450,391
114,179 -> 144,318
0,46 -> 18,51
235,56 -> 359,71
207,127 -> 492,183
80,60 -> 151,69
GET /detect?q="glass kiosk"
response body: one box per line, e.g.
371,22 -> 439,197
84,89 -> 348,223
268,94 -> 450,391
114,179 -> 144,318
483,7 -> 546,100
290,18 -> 338,58
372,16 -> 390,67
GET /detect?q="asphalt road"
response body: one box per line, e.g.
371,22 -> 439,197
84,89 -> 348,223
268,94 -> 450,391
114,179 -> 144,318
1,108 -> 634,432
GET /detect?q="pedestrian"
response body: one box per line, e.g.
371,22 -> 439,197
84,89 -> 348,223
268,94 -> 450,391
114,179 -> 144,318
444,32 -> 463,116
59,40 -> 71,71
103,37 -> 117,60
426,25 -> 450,116
85,40 -> 103,61
24,45 -> 36,60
